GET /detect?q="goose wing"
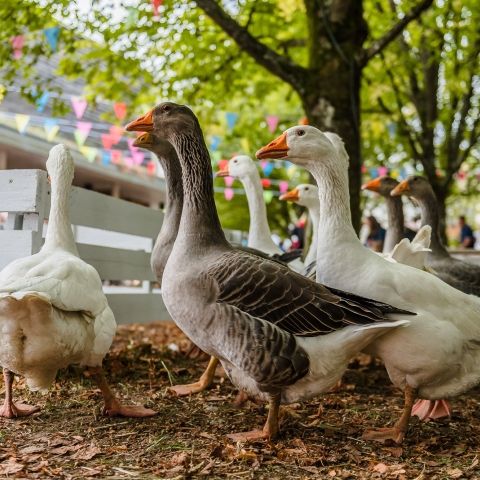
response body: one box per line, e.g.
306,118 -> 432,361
207,249 -> 414,337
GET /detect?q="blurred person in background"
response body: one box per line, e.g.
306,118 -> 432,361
364,215 -> 386,252
459,215 -> 476,248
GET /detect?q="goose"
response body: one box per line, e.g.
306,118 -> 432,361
391,176 -> 480,297
279,184 -> 319,272
217,155 -> 304,272
0,145 -> 156,419
361,177 -> 416,254
133,132 -> 220,397
126,102 -> 412,441
257,126 -> 480,443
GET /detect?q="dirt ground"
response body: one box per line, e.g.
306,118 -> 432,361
1,322 -> 479,479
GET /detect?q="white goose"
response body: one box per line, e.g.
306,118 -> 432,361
257,126 -> 480,444
279,184 -> 319,271
217,155 -> 304,272
0,145 -> 155,418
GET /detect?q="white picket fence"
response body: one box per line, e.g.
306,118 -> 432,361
0,169 -> 170,324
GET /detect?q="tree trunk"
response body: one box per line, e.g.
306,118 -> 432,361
301,0 -> 366,232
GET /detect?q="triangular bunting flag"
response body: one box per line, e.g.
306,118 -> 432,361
240,138 -> 250,153
132,151 -> 145,165
263,190 -> 274,203
224,188 -> 234,201
101,134 -> 115,150
152,0 -> 163,17
77,121 -> 92,138
261,178 -> 272,188
36,91 -> 50,112
225,112 -> 238,131
111,149 -> 123,164
224,176 -> 234,187
74,130 -> 88,148
279,181 -> 289,194
80,146 -> 98,163
109,125 -> 123,144
43,118 -> 59,142
11,35 -> 24,59
266,115 -> 279,133
147,160 -> 156,175
102,150 -> 111,166
44,26 -> 60,52
15,114 -> 30,134
210,135 -> 221,151
71,97 -> 88,119
113,102 -> 127,121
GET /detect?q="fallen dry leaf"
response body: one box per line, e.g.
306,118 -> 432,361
373,462 -> 389,474
71,444 -> 102,461
446,467 -> 463,478
0,459 -> 24,475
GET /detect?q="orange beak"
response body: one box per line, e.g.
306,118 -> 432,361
279,188 -> 299,202
216,166 -> 230,177
361,177 -> 382,193
391,180 -> 410,197
125,110 -> 154,132
256,132 -> 289,160
133,132 -> 153,148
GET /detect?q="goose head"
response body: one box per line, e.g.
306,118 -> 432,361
46,144 -> 74,185
133,132 -> 177,159
280,184 -> 319,209
217,155 -> 257,180
390,176 -> 432,200
125,102 -> 198,139
256,125 -> 347,171
361,176 -> 399,198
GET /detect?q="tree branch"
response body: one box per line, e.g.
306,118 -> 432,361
193,0 -> 308,92
361,0 -> 434,66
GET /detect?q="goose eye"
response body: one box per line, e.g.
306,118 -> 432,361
162,105 -> 171,113
305,187 -> 309,191
296,129 -> 305,137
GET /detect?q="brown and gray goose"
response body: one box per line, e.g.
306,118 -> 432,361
132,133 -> 306,398
126,102 -> 412,441
391,176 -> 480,296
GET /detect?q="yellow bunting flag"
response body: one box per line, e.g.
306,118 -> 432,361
15,114 -> 30,134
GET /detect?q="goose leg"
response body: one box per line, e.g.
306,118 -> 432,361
0,368 -> 40,418
363,385 -> 417,444
169,356 -> 219,396
227,392 -> 281,442
88,367 -> 157,418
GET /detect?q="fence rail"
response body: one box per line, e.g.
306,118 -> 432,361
0,169 -> 169,324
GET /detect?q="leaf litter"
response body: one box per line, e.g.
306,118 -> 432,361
0,321 -> 479,478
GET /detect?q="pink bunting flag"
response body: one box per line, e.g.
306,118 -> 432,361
224,188 -> 234,201
124,156 -> 134,167
147,160 -> 156,175
113,102 -> 127,121
101,134 -> 115,150
224,176 -> 234,187
109,125 -> 123,144
11,35 -> 24,59
152,0 -> 163,16
266,115 -> 279,133
378,166 -> 388,177
111,149 -> 122,164
127,137 -> 139,153
132,151 -> 145,165
279,181 -> 289,193
77,121 -> 92,137
71,97 -> 88,119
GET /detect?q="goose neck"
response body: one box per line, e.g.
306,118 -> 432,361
417,194 -> 449,257
304,203 -> 319,267
170,129 -> 228,248
43,177 -> 78,254
383,196 -> 404,253
241,173 -> 274,248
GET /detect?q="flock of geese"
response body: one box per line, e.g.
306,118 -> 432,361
0,101 -> 479,447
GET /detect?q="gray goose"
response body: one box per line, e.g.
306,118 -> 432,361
391,176 -> 480,296
132,133 -> 303,399
126,103 -> 412,441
